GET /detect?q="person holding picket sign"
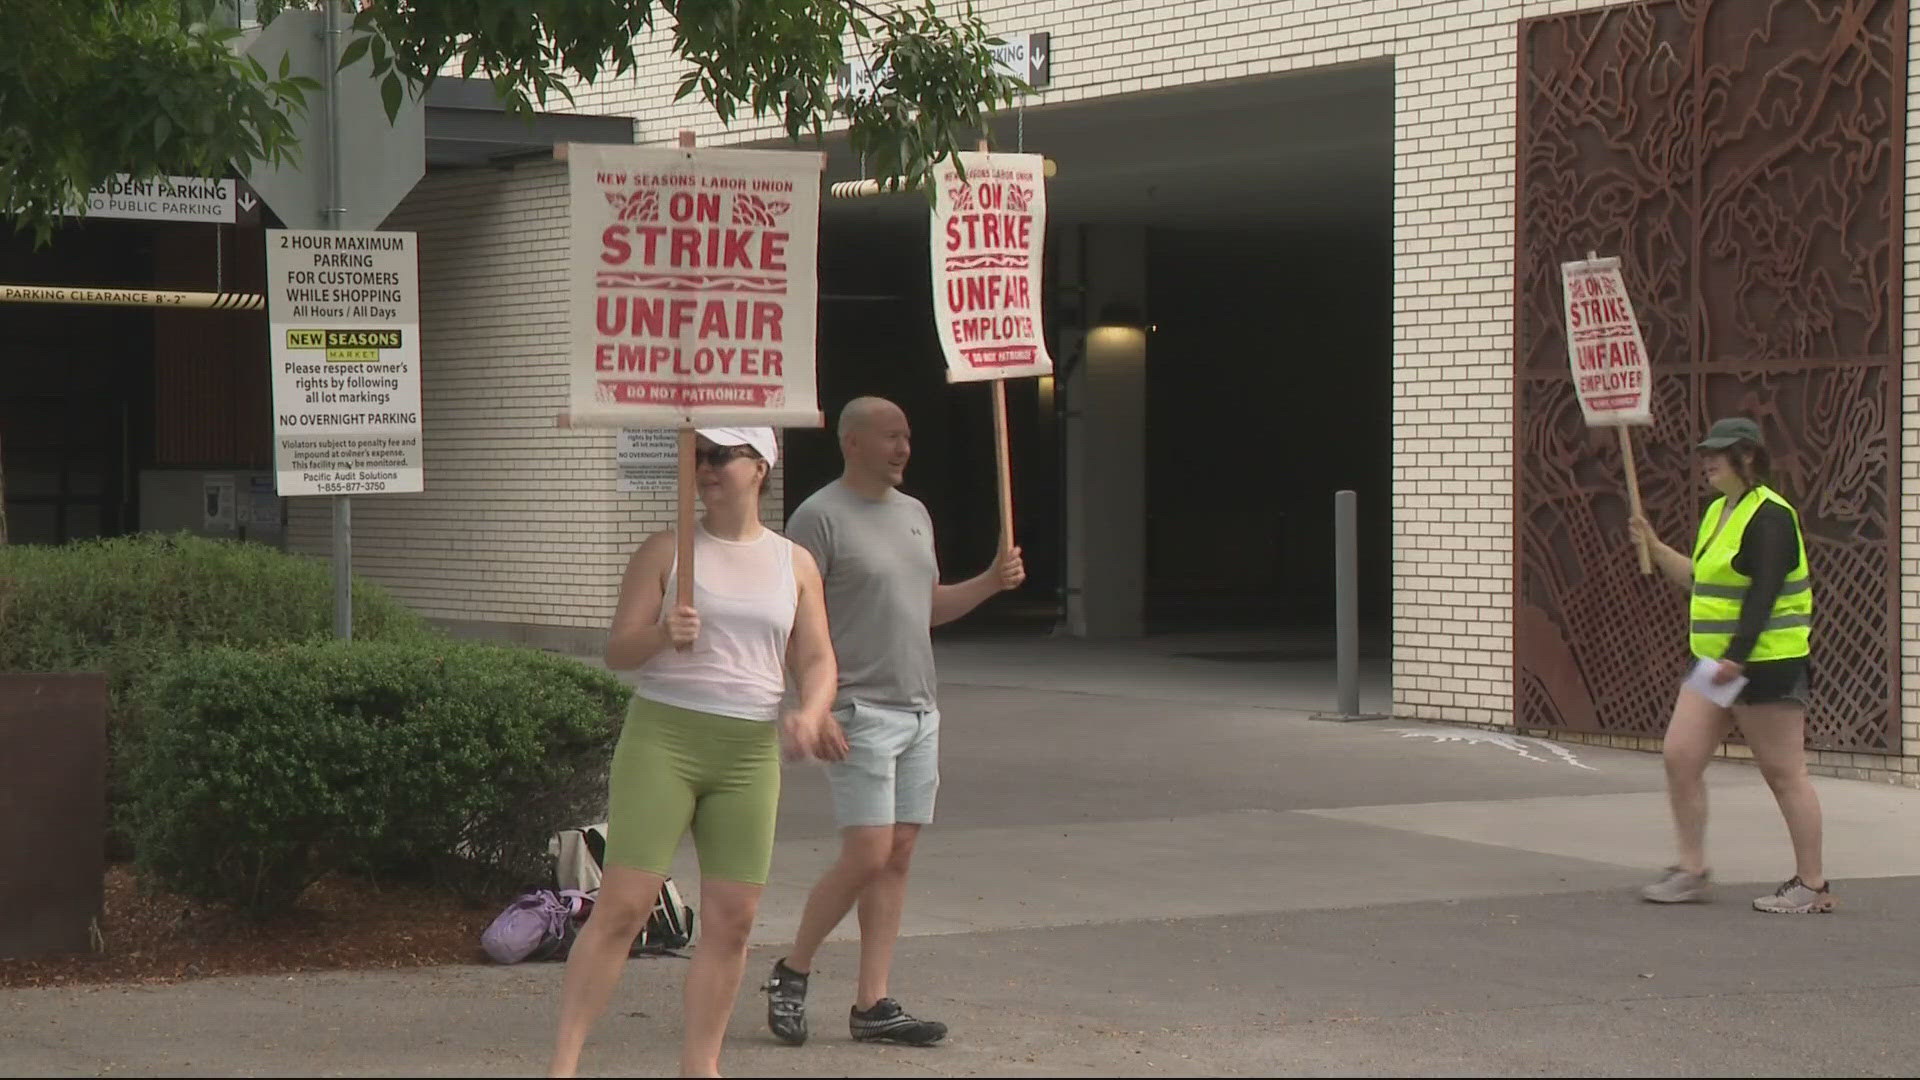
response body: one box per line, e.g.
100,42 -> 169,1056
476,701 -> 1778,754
761,396 -> 1024,1050
1626,417 -> 1833,914
549,427 -> 847,1079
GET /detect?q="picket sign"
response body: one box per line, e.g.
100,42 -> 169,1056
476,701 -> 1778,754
922,138 -> 1059,553
1561,250 -> 1653,574
556,130 -> 827,606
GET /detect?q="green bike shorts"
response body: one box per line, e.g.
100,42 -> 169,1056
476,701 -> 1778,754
605,695 -> 781,886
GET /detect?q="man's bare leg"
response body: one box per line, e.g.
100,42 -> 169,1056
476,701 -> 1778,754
853,824 -> 920,1008
784,826 -> 894,974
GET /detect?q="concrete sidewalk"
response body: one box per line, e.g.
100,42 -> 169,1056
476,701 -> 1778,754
6,633 -> 1917,1077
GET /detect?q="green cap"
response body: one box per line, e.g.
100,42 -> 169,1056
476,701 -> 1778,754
1697,417 -> 1762,450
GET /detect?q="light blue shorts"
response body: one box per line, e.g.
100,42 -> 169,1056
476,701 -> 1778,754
825,702 -> 940,828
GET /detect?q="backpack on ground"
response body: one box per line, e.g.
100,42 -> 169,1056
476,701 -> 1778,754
481,888 -> 591,965
639,878 -> 695,954
550,823 -> 696,955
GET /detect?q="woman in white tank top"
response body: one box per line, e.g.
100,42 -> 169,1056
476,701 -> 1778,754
550,427 -> 842,1079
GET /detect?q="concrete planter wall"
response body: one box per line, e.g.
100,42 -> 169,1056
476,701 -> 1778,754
0,673 -> 108,959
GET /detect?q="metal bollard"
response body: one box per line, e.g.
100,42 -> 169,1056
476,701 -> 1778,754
1313,489 -> 1383,722
1336,489 -> 1359,717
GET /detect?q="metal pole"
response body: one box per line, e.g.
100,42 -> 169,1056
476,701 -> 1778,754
332,494 -> 351,637
1335,489 -> 1359,717
324,0 -> 351,640
826,159 -> 1056,199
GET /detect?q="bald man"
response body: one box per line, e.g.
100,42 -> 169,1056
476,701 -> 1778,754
764,396 -> 1023,1048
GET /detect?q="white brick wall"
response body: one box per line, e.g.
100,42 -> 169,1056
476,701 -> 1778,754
308,0 -> 1913,775
561,0 -> 1628,728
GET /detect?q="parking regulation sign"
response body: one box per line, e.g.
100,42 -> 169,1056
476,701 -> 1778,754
265,229 -> 425,496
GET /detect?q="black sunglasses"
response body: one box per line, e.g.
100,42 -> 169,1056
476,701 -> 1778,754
695,444 -> 757,469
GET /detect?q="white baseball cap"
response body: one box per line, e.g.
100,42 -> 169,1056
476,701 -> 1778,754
696,426 -> 778,467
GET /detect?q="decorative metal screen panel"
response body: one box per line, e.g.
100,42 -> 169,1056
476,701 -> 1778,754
1515,0 -> 1903,753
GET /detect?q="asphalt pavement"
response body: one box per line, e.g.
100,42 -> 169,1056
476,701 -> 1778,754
6,630 -> 1916,1077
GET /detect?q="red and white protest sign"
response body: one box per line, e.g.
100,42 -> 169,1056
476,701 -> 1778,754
1560,256 -> 1651,426
930,151 -> 1053,383
568,145 -> 822,427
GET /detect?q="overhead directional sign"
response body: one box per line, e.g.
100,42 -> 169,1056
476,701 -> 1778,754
64,175 -> 234,224
990,31 -> 1050,89
235,181 -> 263,227
59,174 -> 264,228
837,30 -> 1051,100
240,10 -> 425,229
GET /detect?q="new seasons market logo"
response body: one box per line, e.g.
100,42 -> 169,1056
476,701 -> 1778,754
287,328 -> 404,363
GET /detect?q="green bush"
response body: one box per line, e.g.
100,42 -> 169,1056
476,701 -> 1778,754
124,640 -> 629,915
0,532 -> 439,856
0,533 -> 432,705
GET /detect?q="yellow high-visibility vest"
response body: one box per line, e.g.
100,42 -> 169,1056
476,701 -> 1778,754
1690,485 -> 1812,661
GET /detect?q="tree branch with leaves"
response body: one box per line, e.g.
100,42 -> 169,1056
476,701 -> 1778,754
331,0 -> 1023,188
0,0 -> 320,245
5,0 -> 1025,244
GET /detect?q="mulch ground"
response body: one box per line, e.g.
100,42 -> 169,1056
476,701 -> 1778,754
0,866 -> 503,988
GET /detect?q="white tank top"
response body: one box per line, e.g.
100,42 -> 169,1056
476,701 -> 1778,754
636,525 -> 798,722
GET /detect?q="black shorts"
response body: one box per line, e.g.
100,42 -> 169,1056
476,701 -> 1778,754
1733,657 -> 1810,707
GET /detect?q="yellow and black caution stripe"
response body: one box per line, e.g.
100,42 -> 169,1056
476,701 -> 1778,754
0,283 -> 266,311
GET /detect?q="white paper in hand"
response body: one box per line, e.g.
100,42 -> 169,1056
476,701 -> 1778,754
1682,658 -> 1747,708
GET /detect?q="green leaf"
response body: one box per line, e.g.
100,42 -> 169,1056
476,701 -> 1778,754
337,35 -> 372,71
380,71 -> 402,121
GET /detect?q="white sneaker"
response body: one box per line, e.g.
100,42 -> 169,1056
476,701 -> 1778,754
1641,866 -> 1711,903
1752,876 -> 1835,914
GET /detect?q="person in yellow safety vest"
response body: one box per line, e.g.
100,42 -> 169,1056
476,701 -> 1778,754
1627,417 -> 1832,914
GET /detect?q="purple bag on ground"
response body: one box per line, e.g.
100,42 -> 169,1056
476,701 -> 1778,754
482,889 -> 591,964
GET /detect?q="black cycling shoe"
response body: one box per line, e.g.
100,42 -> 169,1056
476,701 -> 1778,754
850,998 -> 947,1046
763,958 -> 809,1046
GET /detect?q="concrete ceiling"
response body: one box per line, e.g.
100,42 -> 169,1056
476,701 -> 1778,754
815,59 -> 1393,230
423,78 -> 633,169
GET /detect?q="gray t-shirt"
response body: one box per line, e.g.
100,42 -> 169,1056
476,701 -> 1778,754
785,479 -> 937,710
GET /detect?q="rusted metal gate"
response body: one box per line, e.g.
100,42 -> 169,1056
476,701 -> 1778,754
1514,0 -> 1904,752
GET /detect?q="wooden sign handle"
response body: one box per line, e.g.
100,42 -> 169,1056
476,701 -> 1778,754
992,381 -> 1015,553
1620,425 -> 1651,575
970,137 -> 1018,557
1581,252 -> 1651,576
677,428 -> 696,607
676,129 -> 699,614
